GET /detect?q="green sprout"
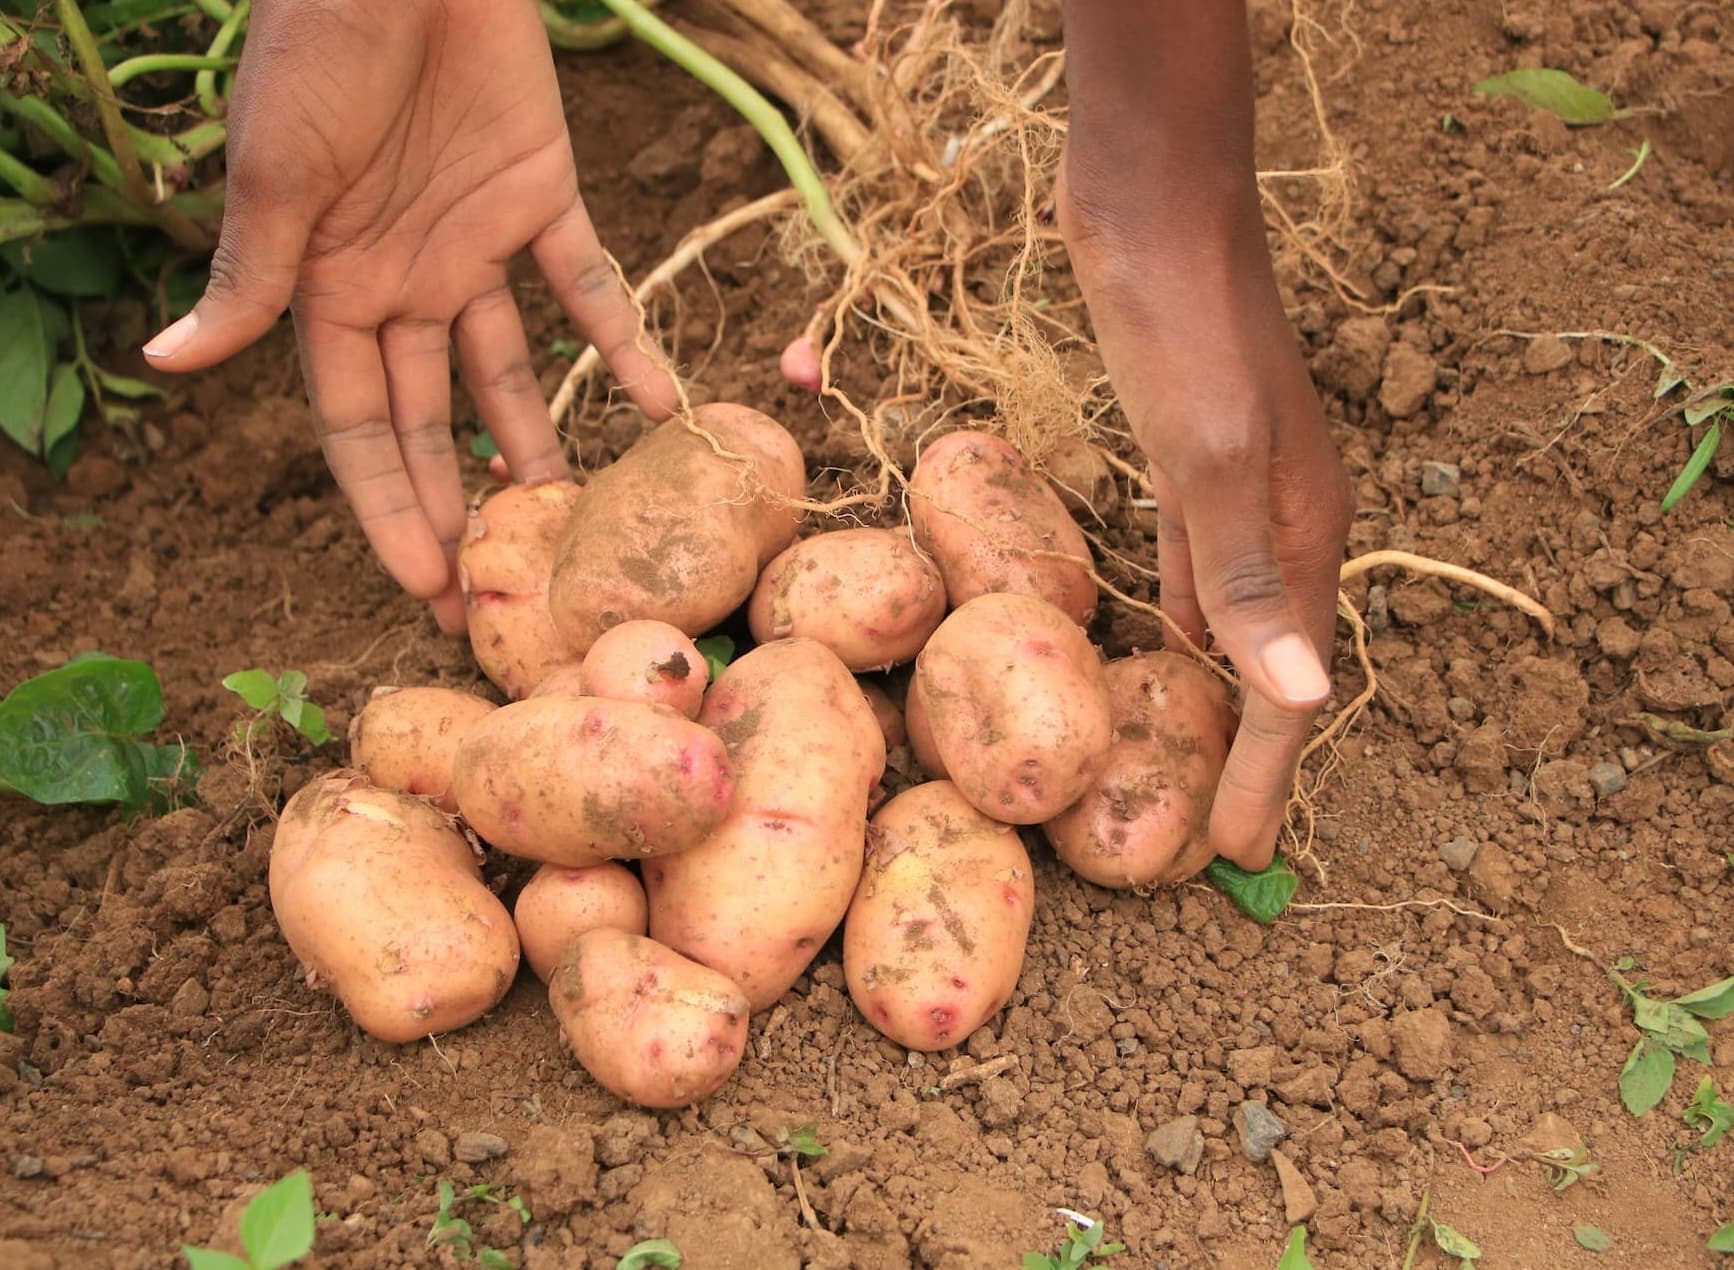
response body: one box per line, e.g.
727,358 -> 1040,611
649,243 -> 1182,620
222,669 -> 332,747
182,1170 -> 315,1270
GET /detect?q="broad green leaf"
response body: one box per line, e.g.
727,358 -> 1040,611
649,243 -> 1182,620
1205,855 -> 1299,924
181,1248 -> 251,1270
1619,1036 -> 1675,1115
1277,1225 -> 1315,1269
619,1239 -> 683,1269
2,229 -> 123,298
0,923 -> 13,1034
1661,421 -> 1722,513
222,670 -> 281,712
43,361 -> 84,480
1710,1223 -> 1734,1253
1634,999 -> 1710,1059
1671,975 -> 1734,1021
1573,1225 -> 1613,1252
239,1170 -> 315,1270
93,366 -> 166,401
1432,1220 -> 1482,1261
0,287 -> 53,454
695,635 -> 735,682
1684,1077 -> 1734,1148
1473,68 -> 1620,125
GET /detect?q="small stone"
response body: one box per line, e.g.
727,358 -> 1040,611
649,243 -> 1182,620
1438,837 -> 1479,872
1270,1148 -> 1317,1224
454,1132 -> 508,1164
811,1141 -> 872,1184
1420,461 -> 1461,497
1447,696 -> 1476,721
1690,926 -> 1713,948
1228,1046 -> 1276,1089
169,978 -> 210,1018
1587,761 -> 1627,796
13,1156 -> 44,1179
1468,841 -> 1518,911
1233,1101 -> 1287,1163
1390,1008 -> 1454,1081
1379,342 -> 1439,419
415,1129 -> 452,1167
1145,1116 -> 1204,1175
1522,333 -> 1574,374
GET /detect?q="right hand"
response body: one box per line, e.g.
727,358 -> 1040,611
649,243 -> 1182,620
142,0 -> 678,633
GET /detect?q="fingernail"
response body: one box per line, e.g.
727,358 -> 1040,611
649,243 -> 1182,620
143,311 -> 197,359
1259,632 -> 1329,705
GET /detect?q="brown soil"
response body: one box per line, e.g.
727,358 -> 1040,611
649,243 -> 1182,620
3,1 -> 1733,1267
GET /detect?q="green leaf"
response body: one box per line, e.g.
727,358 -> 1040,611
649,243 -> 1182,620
1619,1036 -> 1675,1115
1204,854 -> 1299,924
549,337 -> 580,360
222,670 -> 281,713
478,1250 -> 513,1269
276,670 -> 310,701
695,635 -> 735,682
1572,1225 -> 1613,1252
2,230 -> 123,298
1671,975 -> 1734,1021
43,361 -> 84,480
286,702 -> 332,747
470,430 -> 500,459
1023,1257 -> 1057,1270
239,1169 -> 315,1270
1431,1220 -> 1482,1261
784,1126 -> 827,1158
1710,1223 -> 1734,1253
1660,420 -> 1721,513
1276,1225 -> 1316,1269
0,287 -> 54,455
0,923 -> 14,1034
1683,386 -> 1734,427
181,1248 -> 251,1270
1684,1077 -> 1734,1148
92,366 -> 166,401
1654,366 -> 1687,399
618,1239 -> 683,1269
1473,68 -> 1620,125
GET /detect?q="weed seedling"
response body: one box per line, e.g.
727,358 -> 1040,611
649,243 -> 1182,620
182,1170 -> 315,1270
1611,967 -> 1734,1115
778,1125 -> 827,1159
1472,68 -> 1625,125
1022,1212 -> 1125,1270
1400,1189 -> 1482,1270
1682,1077 -> 1734,1154
1205,854 -> 1299,924
1709,1223 -> 1734,1253
618,1239 -> 682,1269
1277,1226 -> 1315,1268
223,670 -> 333,747
426,1179 -> 532,1266
1534,1143 -> 1596,1191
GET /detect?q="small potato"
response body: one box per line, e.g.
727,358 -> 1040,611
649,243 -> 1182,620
902,674 -> 947,779
348,686 -> 497,813
460,480 -> 584,698
747,528 -> 945,671
1039,436 -> 1122,521
549,404 -> 806,654
844,781 -> 1034,1051
1044,652 -> 1233,888
528,664 -> 589,699
453,696 -> 734,867
915,593 -> 1112,824
909,430 -> 1096,626
579,619 -> 707,719
858,679 -> 907,751
550,928 -> 750,1108
269,773 -> 519,1043
514,862 -> 648,982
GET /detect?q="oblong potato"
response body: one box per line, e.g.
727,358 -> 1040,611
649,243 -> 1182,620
548,404 -> 806,653
914,593 -> 1113,824
579,619 -> 707,719
269,773 -> 520,1043
348,686 -> 498,813
844,781 -> 1035,1051
747,528 -> 946,671
514,861 -> 649,982
909,430 -> 1097,625
644,639 -> 885,1011
1044,651 -> 1233,887
453,695 -> 734,867
460,480 -> 583,698
550,928 -> 750,1108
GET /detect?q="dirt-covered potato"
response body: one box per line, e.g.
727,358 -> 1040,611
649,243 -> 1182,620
347,686 -> 497,813
453,695 -> 734,867
269,773 -> 519,1043
459,480 -> 583,698
548,405 -> 806,654
1044,651 -> 1233,888
747,527 -> 946,670
513,861 -> 649,983
1039,436 -> 1122,521
644,639 -> 886,1011
844,781 -> 1034,1051
527,664 -> 589,699
903,673 -> 947,779
858,679 -> 908,751
578,619 -> 707,719
909,429 -> 1097,625
550,928 -> 750,1108
914,593 -> 1112,824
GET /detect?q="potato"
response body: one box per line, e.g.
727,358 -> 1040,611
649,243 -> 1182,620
909,429 -> 1097,625
347,686 -> 497,813
1044,651 -> 1233,887
269,773 -> 519,1043
1039,436 -> 1122,521
453,695 -> 734,867
747,528 -> 946,671
644,639 -> 885,1011
578,619 -> 707,719
528,664 -> 588,699
459,480 -> 583,698
902,673 -> 947,779
514,861 -> 649,982
550,928 -> 750,1108
843,781 -> 1034,1051
914,593 -> 1112,824
858,679 -> 907,751
548,405 -> 806,653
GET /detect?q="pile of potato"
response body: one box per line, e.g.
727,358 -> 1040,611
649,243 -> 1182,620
269,405 -> 1233,1109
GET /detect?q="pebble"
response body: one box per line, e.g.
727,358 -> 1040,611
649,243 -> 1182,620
1447,696 -> 1476,721
13,1156 -> 43,1179
1270,1147 -> 1317,1223
1420,461 -> 1462,498
1144,1115 -> 1204,1175
1438,837 -> 1479,872
414,1129 -> 452,1167
1380,342 -> 1439,419
1522,333 -> 1575,374
1587,761 -> 1628,796
454,1132 -> 508,1164
1233,1102 -> 1287,1163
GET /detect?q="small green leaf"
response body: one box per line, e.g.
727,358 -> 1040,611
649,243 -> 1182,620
507,1195 -> 531,1224
1023,1256 -> 1057,1270
276,670 -> 310,701
478,1250 -> 513,1269
238,1170 -> 315,1270
549,337 -> 580,360
222,670 -> 281,713
1276,1225 -> 1316,1269
1473,68 -> 1620,125
1573,1225 -> 1613,1252
1709,1223 -> 1734,1253
290,702 -> 332,747
1654,366 -> 1687,399
0,923 -> 14,1034
618,1239 -> 683,1269
470,430 -> 500,459
92,366 -> 166,401
1204,855 -> 1299,924
784,1126 -> 827,1158
2,229 -> 123,297
1671,975 -> 1734,1021
1619,1036 -> 1675,1115
1684,1076 -> 1734,1148
181,1248 -> 251,1270
1431,1219 -> 1482,1261
695,635 -> 735,682
0,286 -> 54,455
43,361 -> 84,480
1661,420 -> 1722,513
1683,387 -> 1734,427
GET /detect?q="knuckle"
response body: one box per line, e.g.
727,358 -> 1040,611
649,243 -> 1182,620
480,356 -> 539,399
567,259 -> 621,302
1208,552 -> 1288,614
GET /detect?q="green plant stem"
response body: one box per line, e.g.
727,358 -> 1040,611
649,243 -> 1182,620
0,149 -> 60,206
1399,1187 -> 1431,1270
592,0 -> 860,265
107,53 -> 237,89
541,1 -> 639,49
0,92 -> 126,190
190,0 -> 234,19
131,120 -> 229,168
0,186 -> 224,245
196,0 -> 250,117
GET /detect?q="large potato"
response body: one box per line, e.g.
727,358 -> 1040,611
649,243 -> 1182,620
548,405 -> 806,653
844,781 -> 1034,1051
269,773 -> 519,1043
914,593 -> 1112,824
453,696 -> 734,867
644,639 -> 885,1011
579,619 -> 707,719
550,928 -> 750,1108
909,429 -> 1097,625
747,528 -> 946,670
460,480 -> 583,698
514,861 -> 649,982
1044,652 -> 1233,887
347,686 -> 497,813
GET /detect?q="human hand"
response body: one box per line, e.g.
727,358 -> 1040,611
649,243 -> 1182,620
142,0 -> 679,633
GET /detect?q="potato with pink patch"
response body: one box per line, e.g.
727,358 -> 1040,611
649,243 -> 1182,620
347,686 -> 497,813
514,861 -> 649,983
550,928 -> 750,1108
269,773 -> 520,1043
452,696 -> 734,867
1044,651 -> 1233,888
843,781 -> 1034,1052
460,480 -> 582,698
576,619 -> 707,719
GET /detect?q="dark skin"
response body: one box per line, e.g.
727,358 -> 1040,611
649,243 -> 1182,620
143,0 -> 1350,870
